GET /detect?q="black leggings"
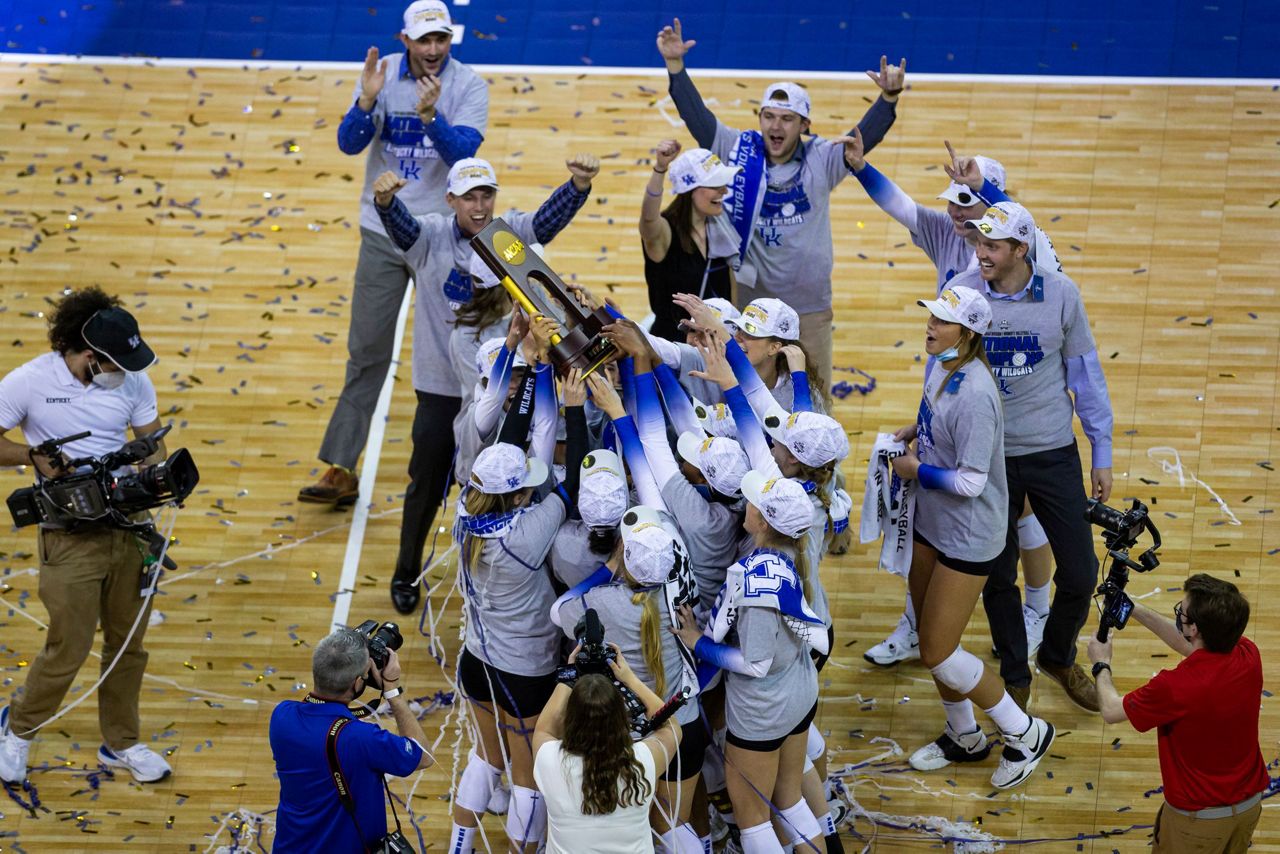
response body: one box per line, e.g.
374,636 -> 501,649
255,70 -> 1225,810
394,391 -> 460,583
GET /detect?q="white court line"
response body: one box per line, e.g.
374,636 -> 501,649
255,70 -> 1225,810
330,285 -> 413,632
0,52 -> 1276,87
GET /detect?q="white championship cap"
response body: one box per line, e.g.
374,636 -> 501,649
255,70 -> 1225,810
448,158 -> 499,196
474,336 -> 527,377
760,81 -> 811,119
619,505 -> 687,585
668,148 -> 741,195
578,450 -> 629,529
965,200 -> 1035,245
676,431 -> 749,496
402,0 -> 453,40
917,285 -> 992,335
937,156 -> 1007,206
762,410 -> 850,468
470,442 -> 548,494
727,298 -> 800,341
740,471 -> 812,539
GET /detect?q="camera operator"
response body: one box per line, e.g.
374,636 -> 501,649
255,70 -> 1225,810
533,645 -> 682,854
271,627 -> 433,852
1087,574 -> 1268,853
0,287 -> 172,785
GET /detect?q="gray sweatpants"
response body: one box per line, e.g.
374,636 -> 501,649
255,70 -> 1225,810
319,228 -> 413,470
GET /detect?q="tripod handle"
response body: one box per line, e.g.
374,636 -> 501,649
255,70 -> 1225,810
1095,622 -> 1111,643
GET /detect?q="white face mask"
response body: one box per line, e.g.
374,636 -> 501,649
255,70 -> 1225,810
89,357 -> 126,390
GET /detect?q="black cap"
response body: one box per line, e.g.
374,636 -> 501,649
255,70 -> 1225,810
82,308 -> 157,373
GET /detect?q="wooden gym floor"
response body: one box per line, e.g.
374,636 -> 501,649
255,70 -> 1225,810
0,58 -> 1276,851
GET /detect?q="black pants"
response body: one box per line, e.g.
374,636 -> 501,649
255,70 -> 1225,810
983,442 -> 1099,686
393,391 -> 461,583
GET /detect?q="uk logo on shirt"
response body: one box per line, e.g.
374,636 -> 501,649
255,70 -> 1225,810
758,183 -> 811,228
381,112 -> 439,162
443,269 -> 473,308
916,397 -> 936,459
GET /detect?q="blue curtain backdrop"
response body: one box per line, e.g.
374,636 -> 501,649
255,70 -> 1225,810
1,0 -> 1276,78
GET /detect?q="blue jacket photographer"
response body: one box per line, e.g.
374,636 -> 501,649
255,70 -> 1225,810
271,626 -> 433,852
0,287 -> 174,787
1087,573 -> 1268,854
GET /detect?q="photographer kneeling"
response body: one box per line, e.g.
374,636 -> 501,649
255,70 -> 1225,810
271,626 -> 433,852
1088,573 -> 1268,854
0,287 -> 172,785
533,645 -> 681,854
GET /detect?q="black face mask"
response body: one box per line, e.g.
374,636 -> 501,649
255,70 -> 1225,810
1174,603 -> 1195,644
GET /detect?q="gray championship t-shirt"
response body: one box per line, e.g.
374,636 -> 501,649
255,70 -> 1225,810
548,518 -> 609,590
913,361 -> 1008,562
948,268 -> 1095,457
403,210 -> 539,397
661,476 -> 744,612
725,606 -> 819,741
462,496 -> 567,676
709,123 -> 853,315
911,204 -> 977,291
556,583 -> 698,727
353,55 -> 489,232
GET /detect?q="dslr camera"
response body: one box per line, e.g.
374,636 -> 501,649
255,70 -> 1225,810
1085,498 -> 1161,639
352,620 -> 404,671
6,425 -> 199,569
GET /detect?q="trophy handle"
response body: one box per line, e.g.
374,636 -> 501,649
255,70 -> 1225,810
499,275 -> 563,346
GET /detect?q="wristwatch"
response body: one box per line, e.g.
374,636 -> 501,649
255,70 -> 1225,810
1091,661 -> 1112,679
383,686 -> 404,700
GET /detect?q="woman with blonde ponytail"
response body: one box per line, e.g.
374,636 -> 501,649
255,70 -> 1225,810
549,506 -> 705,854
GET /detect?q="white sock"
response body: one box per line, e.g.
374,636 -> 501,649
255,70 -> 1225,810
942,698 -> 978,734
448,823 -> 475,854
1025,582 -> 1050,616
904,589 -> 917,630
821,810 -> 838,835
740,820 -> 784,854
701,834 -> 713,854
984,693 -> 1032,740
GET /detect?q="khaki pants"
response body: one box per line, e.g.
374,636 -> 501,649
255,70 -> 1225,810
1153,800 -> 1262,854
797,307 -> 834,398
10,526 -> 152,750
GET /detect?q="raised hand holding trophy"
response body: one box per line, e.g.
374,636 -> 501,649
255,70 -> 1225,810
470,217 -> 617,376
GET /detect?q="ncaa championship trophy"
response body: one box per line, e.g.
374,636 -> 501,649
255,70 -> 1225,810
471,217 -> 617,376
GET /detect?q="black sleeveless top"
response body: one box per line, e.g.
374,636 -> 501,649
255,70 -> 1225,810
643,229 -> 732,342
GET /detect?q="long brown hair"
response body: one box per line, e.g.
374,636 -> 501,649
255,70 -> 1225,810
460,487 -> 521,570
771,339 -> 829,409
756,526 -> 811,601
933,328 -> 991,401
662,193 -> 698,256
562,674 -> 652,814
619,565 -> 667,697
455,286 -> 512,337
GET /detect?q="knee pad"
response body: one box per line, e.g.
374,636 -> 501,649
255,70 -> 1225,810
778,800 -> 821,845
930,646 -> 984,695
739,820 -> 782,854
805,723 -> 826,763
453,749 -> 501,814
662,823 -> 705,854
1017,513 -> 1049,551
506,784 -> 547,845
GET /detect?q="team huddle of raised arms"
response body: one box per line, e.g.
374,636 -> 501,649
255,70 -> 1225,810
281,3 -> 1120,853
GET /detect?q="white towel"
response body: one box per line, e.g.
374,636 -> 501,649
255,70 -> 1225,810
860,433 -> 916,577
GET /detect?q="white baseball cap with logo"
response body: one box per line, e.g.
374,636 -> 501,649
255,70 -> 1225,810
448,158 -> 499,197
677,431 -> 749,496
727,298 -> 800,341
966,200 -> 1035,245
760,82 -> 811,119
474,336 -> 527,377
668,148 -> 741,195
938,155 -> 1007,207
692,399 -> 738,439
740,470 -> 812,538
402,0 -> 453,39
619,505 -> 688,585
917,285 -> 992,335
578,450 -> 629,528
470,442 -> 548,494
703,297 -> 740,324
762,410 -> 850,468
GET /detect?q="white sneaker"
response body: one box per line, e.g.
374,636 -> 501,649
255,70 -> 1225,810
0,706 -> 31,784
1023,605 -> 1048,660
486,778 -> 510,815
990,716 -> 1054,789
98,742 -> 172,783
908,722 -> 990,771
863,614 -> 920,666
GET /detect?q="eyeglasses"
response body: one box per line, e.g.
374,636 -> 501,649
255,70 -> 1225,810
1174,602 -> 1195,625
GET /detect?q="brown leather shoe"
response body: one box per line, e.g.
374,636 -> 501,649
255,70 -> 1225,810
298,466 -> 359,506
1037,657 -> 1100,712
1006,681 -> 1031,712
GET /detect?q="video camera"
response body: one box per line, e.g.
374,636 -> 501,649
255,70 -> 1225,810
6,425 -> 199,569
1086,498 -> 1161,640
352,620 -> 403,672
558,609 -> 686,737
